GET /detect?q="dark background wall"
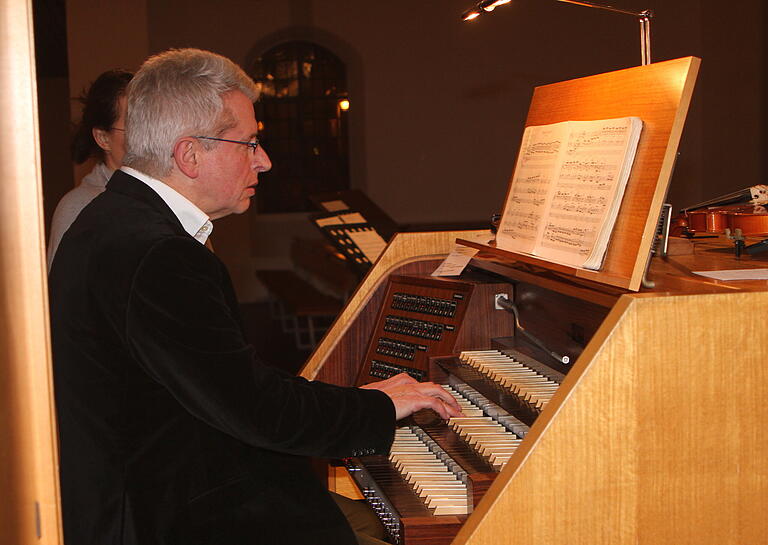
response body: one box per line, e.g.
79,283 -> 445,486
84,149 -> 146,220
39,0 -> 766,301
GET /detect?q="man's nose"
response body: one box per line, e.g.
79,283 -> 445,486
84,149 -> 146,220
253,146 -> 271,173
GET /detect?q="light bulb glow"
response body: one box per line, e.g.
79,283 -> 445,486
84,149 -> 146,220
338,99 -> 350,111
485,0 -> 511,10
462,8 -> 482,20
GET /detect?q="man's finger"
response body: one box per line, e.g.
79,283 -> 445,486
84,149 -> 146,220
416,383 -> 462,413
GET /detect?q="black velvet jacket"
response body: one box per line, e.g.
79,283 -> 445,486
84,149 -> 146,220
49,170 -> 395,545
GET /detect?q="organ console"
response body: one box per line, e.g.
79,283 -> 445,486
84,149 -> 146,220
298,57 -> 766,544
301,232 -> 768,545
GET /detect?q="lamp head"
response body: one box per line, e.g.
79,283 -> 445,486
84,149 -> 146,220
482,0 -> 512,11
462,0 -> 512,20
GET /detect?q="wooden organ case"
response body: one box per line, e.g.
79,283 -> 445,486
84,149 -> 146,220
298,58 -> 767,544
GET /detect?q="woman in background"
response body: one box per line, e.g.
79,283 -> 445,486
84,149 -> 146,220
47,69 -> 133,269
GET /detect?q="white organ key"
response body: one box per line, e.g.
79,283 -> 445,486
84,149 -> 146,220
433,505 -> 469,515
427,497 -> 469,509
467,434 -> 516,448
489,457 -> 512,470
425,495 -> 468,507
414,481 -> 465,494
406,473 -> 457,484
417,486 -> 467,497
389,446 -> 429,453
489,451 -> 514,463
391,454 -> 438,464
399,462 -> 446,470
478,444 -> 522,457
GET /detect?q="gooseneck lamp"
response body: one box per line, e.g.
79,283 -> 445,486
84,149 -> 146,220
461,0 -> 654,66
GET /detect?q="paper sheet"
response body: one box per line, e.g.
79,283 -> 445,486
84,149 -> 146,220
431,246 -> 479,277
432,231 -> 494,277
692,268 -> 768,281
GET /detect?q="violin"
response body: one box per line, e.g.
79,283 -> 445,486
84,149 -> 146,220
671,185 -> 768,237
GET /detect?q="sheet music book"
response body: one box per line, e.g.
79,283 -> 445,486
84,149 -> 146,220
497,117 -> 643,270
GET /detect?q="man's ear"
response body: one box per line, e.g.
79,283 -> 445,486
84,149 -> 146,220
173,137 -> 200,179
92,127 -> 112,152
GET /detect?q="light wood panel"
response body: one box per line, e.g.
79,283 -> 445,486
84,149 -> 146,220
465,57 -> 701,291
453,290 -> 767,545
0,0 -> 63,543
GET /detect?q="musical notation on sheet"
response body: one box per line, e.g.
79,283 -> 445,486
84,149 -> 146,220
497,117 -> 643,269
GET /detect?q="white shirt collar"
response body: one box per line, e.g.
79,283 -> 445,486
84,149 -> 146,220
120,166 -> 213,245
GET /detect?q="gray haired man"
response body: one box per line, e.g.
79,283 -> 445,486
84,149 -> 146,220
49,48 -> 460,545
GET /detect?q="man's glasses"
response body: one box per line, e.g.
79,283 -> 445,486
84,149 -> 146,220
193,135 -> 260,154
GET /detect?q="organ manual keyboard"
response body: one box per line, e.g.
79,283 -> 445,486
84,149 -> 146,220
298,58 -> 766,544
347,347 -> 557,543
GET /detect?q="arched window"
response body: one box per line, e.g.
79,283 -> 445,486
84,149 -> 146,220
249,41 -> 350,213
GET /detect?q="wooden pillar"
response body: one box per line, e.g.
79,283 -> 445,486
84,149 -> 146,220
0,0 -> 63,543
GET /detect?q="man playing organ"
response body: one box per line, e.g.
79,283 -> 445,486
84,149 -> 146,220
48,47 -> 461,545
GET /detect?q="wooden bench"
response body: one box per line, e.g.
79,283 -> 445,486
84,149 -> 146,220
255,270 -> 342,350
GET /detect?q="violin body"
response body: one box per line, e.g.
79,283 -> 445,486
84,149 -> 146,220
686,208 -> 729,233
725,205 -> 768,235
671,204 -> 768,236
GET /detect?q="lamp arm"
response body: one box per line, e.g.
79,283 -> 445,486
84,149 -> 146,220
557,0 -> 653,65
556,0 -> 652,19
639,14 -> 651,65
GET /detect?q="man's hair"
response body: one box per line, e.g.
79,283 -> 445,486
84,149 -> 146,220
123,48 -> 259,178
